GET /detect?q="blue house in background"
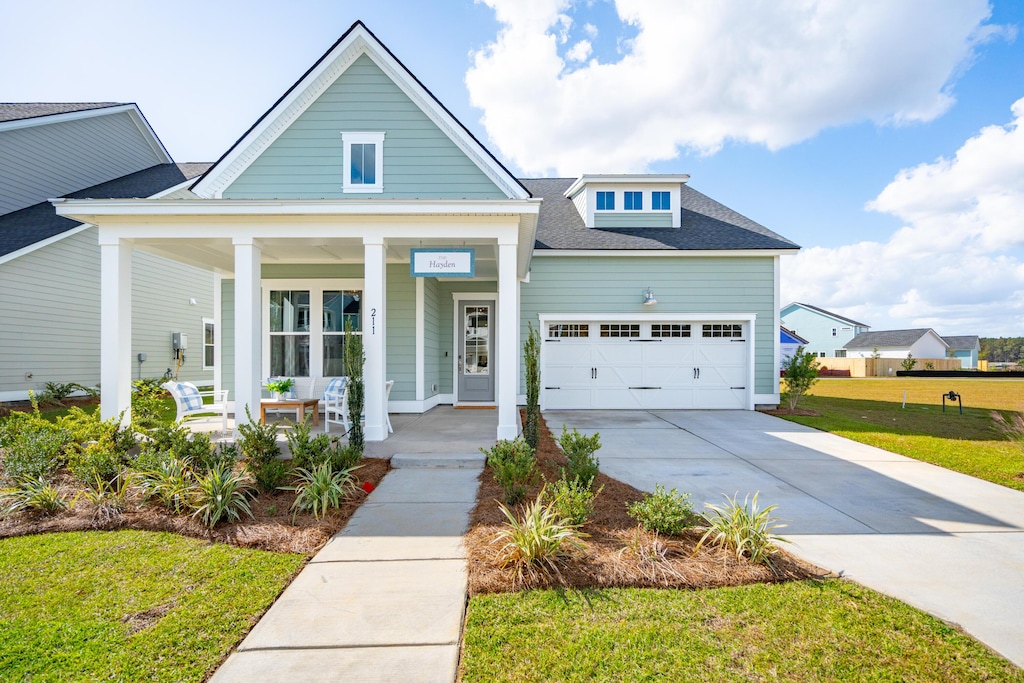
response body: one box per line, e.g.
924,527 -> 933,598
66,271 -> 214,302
780,302 -> 871,358
779,326 -> 807,367
942,336 -> 980,369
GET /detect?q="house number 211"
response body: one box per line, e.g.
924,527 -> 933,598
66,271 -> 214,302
370,308 -> 376,335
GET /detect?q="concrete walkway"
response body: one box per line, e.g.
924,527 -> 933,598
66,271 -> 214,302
210,407 -> 495,682
547,409 -> 1024,667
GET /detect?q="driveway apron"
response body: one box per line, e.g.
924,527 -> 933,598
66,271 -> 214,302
546,409 -> 1024,667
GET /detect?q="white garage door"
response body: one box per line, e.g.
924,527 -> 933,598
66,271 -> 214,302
542,321 -> 748,410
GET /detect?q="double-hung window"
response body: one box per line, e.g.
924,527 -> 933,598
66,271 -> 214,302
652,191 -> 670,210
202,318 -> 215,369
266,281 -> 362,378
341,132 -> 385,193
624,191 -> 643,210
596,191 -> 615,210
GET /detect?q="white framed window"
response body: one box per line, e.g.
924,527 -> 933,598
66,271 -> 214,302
832,327 -> 838,336
549,323 -> 589,338
341,132 -> 385,193
624,191 -> 643,210
596,191 -> 615,210
702,323 -> 743,338
202,318 -> 215,369
652,191 -> 670,210
835,349 -> 847,358
600,323 -> 640,338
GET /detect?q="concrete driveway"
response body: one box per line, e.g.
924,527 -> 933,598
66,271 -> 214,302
546,409 -> 1024,667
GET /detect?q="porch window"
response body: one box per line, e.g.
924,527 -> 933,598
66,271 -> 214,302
269,290 -> 310,376
322,290 -> 361,376
202,318 -> 215,369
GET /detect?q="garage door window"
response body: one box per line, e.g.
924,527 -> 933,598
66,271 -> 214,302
702,323 -> 743,338
600,323 -> 640,338
652,323 -> 691,338
548,323 -> 589,338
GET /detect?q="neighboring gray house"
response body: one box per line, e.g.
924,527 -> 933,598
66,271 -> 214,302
55,22 -> 800,441
942,335 -> 980,369
844,329 -> 949,360
0,103 -> 215,401
780,302 -> 871,358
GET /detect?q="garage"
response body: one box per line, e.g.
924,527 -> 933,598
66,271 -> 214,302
541,319 -> 751,410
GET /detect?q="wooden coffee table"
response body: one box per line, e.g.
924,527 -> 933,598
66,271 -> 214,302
260,398 -> 320,426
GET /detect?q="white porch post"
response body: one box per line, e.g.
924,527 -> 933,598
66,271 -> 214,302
99,237 -> 133,423
363,238 -> 387,441
233,238 -> 262,429
497,239 -> 519,441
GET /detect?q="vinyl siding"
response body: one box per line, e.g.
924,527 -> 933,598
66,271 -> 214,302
779,306 -> 860,357
0,111 -> 164,215
521,256 -> 778,396
593,213 -> 673,228
423,277 -> 441,398
224,54 -> 505,200
436,280 -> 497,394
0,227 -> 214,394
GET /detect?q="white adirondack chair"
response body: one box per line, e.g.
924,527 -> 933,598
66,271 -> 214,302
162,381 -> 229,431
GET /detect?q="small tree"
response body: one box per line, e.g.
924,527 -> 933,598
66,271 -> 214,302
901,353 -> 917,372
781,345 -> 819,410
344,319 -> 365,455
871,347 -> 881,360
523,322 -> 541,450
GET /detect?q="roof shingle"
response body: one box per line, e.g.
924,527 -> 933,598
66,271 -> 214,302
0,103 -> 124,123
845,329 -> 944,349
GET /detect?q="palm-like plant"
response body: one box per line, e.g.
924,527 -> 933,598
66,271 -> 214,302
288,463 -> 359,521
140,457 -> 195,513
1,476 -> 69,516
190,465 -> 255,529
494,491 -> 586,584
696,491 -> 789,566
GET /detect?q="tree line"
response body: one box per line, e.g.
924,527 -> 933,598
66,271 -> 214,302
980,337 -> 1024,363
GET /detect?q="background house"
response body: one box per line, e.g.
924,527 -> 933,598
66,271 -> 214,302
844,328 -> 949,360
942,335 -> 981,369
0,103 -> 215,401
780,327 -> 808,367
780,302 -> 870,358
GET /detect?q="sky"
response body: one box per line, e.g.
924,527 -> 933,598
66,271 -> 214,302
3,0 -> 1024,336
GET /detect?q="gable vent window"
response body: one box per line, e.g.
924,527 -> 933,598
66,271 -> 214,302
596,191 -> 615,210
341,132 -> 384,193
624,191 -> 643,210
652,191 -> 670,210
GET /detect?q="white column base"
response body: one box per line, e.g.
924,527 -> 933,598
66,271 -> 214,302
363,238 -> 387,442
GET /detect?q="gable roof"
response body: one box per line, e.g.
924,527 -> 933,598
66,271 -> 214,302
782,302 -> 869,328
0,102 -> 123,124
845,329 -> 947,349
0,163 -> 211,260
192,21 -> 529,200
523,178 -> 798,251
942,335 -> 980,351
781,327 -> 808,344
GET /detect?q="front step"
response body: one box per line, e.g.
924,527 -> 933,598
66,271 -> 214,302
390,452 -> 486,470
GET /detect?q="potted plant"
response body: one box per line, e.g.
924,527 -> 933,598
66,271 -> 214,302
265,378 -> 295,400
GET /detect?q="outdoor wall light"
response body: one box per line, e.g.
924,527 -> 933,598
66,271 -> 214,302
643,288 -> 657,305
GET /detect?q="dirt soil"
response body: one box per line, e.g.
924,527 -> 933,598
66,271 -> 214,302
466,412 -> 825,594
761,407 -> 822,417
0,458 -> 390,555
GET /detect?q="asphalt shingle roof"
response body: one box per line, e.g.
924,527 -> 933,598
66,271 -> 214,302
942,335 -> 979,351
785,302 -> 870,328
520,178 -> 799,251
0,103 -> 124,123
845,329 -> 943,349
0,163 -> 212,258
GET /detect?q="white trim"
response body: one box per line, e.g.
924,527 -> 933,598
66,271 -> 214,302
191,24 -> 528,200
0,390 -> 34,402
754,393 -> 781,407
0,223 -> 92,266
564,174 -> 691,198
148,176 -> 198,199
213,273 -> 223,393
341,131 -> 385,193
452,292 -> 498,405
533,248 -> 799,258
415,277 -> 425,402
202,317 -> 216,371
773,255 -> 781,392
780,302 -> 870,329
124,107 -> 174,165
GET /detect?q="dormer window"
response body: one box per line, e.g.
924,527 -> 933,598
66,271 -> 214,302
596,191 -> 615,210
341,132 -> 384,193
624,191 -> 643,210
652,191 -> 670,210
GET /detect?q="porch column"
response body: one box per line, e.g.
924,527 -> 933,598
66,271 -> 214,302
99,237 -> 133,423
233,238 -> 262,429
497,239 -> 519,441
363,237 -> 387,441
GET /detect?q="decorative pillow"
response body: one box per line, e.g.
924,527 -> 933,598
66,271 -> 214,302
323,377 -> 347,400
175,383 -> 203,412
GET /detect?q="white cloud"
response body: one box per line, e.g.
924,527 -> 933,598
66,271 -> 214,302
582,22 -> 598,39
466,0 -> 1002,175
782,98 -> 1024,336
566,40 -> 593,62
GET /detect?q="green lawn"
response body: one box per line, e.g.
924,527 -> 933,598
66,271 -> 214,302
781,378 -> 1024,491
0,530 -> 305,682
461,582 -> 1023,682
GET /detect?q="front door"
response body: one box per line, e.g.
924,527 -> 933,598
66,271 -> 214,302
458,301 -> 495,402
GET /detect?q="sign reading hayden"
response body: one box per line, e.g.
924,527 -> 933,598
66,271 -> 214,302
410,248 -> 475,278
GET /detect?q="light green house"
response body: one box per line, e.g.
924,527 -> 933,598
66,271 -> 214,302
55,21 -> 799,441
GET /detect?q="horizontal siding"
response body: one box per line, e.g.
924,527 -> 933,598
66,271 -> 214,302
0,111 -> 164,214
224,54 -> 505,200
593,213 -> 674,228
423,277 -> 441,398
779,307 -> 857,357
385,264 -> 416,401
0,227 -> 214,393
436,280 -> 497,395
521,257 -> 778,396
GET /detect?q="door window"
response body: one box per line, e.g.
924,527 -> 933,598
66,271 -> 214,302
464,305 -> 490,375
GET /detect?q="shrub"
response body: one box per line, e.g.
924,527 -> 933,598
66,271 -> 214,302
545,475 -> 602,526
0,403 -> 51,449
483,438 -> 537,505
494,492 -> 586,583
132,379 -> 169,428
190,465 -> 255,529
627,484 -> 696,536
330,443 -> 362,473
344,319 -> 365,455
55,407 -> 110,445
248,458 -> 292,494
67,435 -> 125,485
1,476 -> 69,516
696,491 -> 789,565
558,426 -> 601,487
286,417 -> 336,471
782,345 -> 820,410
237,406 -> 281,464
901,353 -> 918,372
523,322 -> 541,450
37,381 -> 96,407
288,463 -> 359,521
1,425 -> 69,482
140,457 -> 195,513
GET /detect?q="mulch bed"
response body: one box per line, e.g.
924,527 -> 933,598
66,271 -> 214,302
761,407 -> 821,417
0,457 -> 390,555
465,412 -> 825,594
